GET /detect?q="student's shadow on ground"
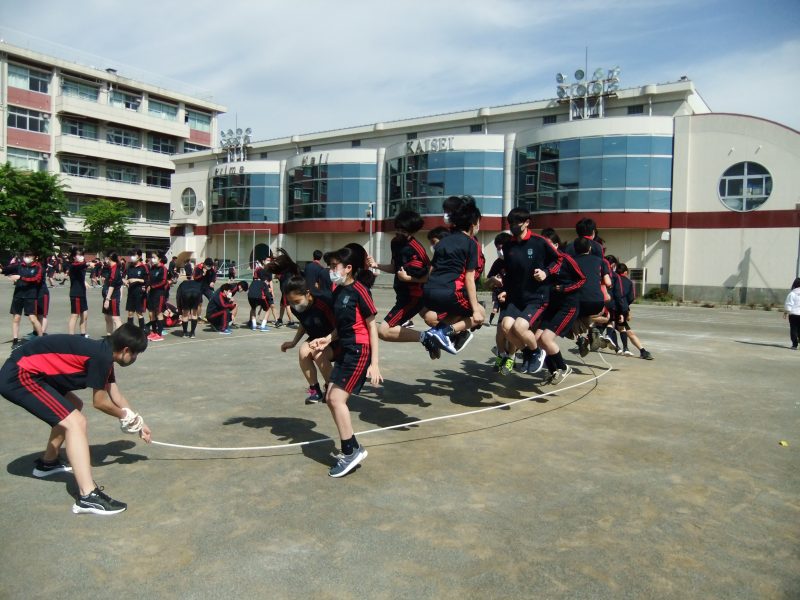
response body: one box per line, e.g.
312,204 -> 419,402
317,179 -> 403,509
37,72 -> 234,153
6,440 -> 148,496
223,416 -> 335,466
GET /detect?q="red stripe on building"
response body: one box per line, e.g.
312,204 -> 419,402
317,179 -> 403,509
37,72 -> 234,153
533,212 -> 671,230
670,209 -> 800,229
6,128 -> 50,152
8,87 -> 52,112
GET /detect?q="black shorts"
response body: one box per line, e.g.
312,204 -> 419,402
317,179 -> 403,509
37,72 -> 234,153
11,296 -> 41,316
102,296 -> 121,317
578,300 -> 606,317
541,295 -> 580,336
248,297 -> 269,311
423,287 -> 471,318
384,296 -> 423,327
329,343 -> 370,394
70,296 -> 88,314
0,362 -> 74,426
177,290 -> 203,312
125,287 -> 147,314
147,290 -> 168,313
503,296 -> 548,327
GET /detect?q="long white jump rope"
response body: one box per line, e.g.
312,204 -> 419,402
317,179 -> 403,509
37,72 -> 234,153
147,341 -> 614,453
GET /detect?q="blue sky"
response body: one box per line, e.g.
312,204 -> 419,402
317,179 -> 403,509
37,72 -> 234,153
1,0 -> 798,140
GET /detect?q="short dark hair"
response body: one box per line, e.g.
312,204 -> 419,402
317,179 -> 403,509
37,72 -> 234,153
284,275 -> 310,297
312,250 -> 323,261
109,323 -> 148,353
616,263 -> 628,275
449,196 -> 481,232
394,209 -> 424,234
107,252 -> 119,262
494,232 -> 512,247
130,248 -> 143,258
236,280 -> 249,292
428,226 -> 450,242
605,254 -> 618,267
506,207 -> 530,227
573,237 -> 591,255
576,218 -> 597,237
203,258 -> 214,267
540,228 -> 560,247
322,251 -> 336,266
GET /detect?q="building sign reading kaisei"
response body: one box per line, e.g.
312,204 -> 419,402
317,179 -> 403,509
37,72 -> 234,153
406,137 -> 455,155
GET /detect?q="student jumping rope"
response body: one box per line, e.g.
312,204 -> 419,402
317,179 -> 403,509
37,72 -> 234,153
67,247 -> 90,337
369,209 -> 431,344
281,275 -> 338,404
309,245 -> 382,477
0,323 -> 151,515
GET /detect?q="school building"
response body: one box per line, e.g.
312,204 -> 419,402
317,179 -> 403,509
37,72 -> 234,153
0,37 -> 226,251
168,74 -> 800,304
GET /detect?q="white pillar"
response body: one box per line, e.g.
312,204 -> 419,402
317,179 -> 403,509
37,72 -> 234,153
503,132 -> 516,220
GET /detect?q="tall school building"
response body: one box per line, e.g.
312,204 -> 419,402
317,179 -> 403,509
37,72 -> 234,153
0,39 -> 226,250
169,75 -> 800,304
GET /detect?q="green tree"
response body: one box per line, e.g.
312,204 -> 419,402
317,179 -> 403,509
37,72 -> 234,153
0,163 -> 68,257
80,198 -> 133,253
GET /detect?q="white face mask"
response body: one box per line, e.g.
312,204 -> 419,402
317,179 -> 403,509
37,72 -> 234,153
443,214 -> 451,225
429,245 -> 436,255
151,257 -> 159,265
225,291 -> 233,299
23,257 -> 33,265
131,255 -> 138,262
77,255 -> 85,263
329,269 -> 346,285
293,299 -> 311,313
497,249 -> 504,259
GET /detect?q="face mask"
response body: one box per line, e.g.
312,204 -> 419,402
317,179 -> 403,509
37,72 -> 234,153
151,257 -> 159,265
510,224 -> 524,237
293,299 -> 310,313
443,214 -> 451,225
77,255 -> 85,263
497,249 -> 504,259
429,245 -> 436,255
131,255 -> 138,262
225,291 -> 233,299
23,257 -> 33,265
329,269 -> 346,285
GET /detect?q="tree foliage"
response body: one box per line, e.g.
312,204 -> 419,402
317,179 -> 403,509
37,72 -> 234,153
0,163 -> 68,257
80,198 -> 133,253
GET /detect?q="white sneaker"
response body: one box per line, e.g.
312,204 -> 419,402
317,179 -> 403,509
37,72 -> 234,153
550,365 -> 573,385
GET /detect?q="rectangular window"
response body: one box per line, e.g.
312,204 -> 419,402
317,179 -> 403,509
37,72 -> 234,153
61,157 -> 98,178
148,99 -> 178,121
145,167 -> 172,188
62,79 -> 99,101
146,203 -> 170,223
149,134 -> 176,154
106,127 -> 140,148
7,148 -> 47,171
302,146 -> 311,153
8,64 -> 50,94
109,90 -> 141,111
351,140 -> 361,147
186,110 -> 211,132
7,106 -> 49,133
470,124 -> 483,133
62,118 -> 97,140
406,132 -> 418,140
627,104 -> 644,115
183,142 -> 210,153
259,152 -> 269,159
542,115 -> 557,125
106,163 -> 140,184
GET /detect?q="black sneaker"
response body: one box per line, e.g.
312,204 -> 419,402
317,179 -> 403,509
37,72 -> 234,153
449,330 -> 473,353
305,387 -> 324,404
529,348 -> 547,374
33,457 -> 73,478
274,320 -> 283,328
421,334 -> 441,360
577,336 -> 589,358
640,349 -> 654,360
71,487 -> 127,515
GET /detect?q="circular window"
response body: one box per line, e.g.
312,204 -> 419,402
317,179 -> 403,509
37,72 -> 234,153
718,162 -> 772,212
181,188 -> 197,214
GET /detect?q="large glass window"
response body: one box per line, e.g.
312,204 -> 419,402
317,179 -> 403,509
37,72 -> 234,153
148,99 -> 178,121
718,162 -> 772,212
210,173 -> 281,223
183,142 -> 210,153
515,135 -> 673,212
106,127 -> 140,148
385,150 -> 503,217
181,188 -> 197,214
186,110 -> 211,132
146,203 -> 170,223
287,163 -> 376,220
109,90 -> 141,111
8,64 -> 50,93
106,162 -> 140,184
7,107 -> 49,133
7,148 -> 48,172
61,156 -> 98,178
62,117 -> 97,140
149,134 -> 176,154
61,79 -> 99,101
145,167 -> 172,188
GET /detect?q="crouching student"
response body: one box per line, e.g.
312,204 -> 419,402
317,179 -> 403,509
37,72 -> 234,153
206,281 -> 248,335
280,275 -> 338,404
309,245 -> 381,478
0,324 -> 151,515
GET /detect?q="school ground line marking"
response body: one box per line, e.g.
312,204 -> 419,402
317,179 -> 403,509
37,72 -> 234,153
150,354 -> 614,452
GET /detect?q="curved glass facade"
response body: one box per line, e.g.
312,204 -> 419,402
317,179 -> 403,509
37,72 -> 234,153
515,135 -> 673,212
386,151 -> 504,218
287,163 -> 377,219
210,173 -> 280,223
